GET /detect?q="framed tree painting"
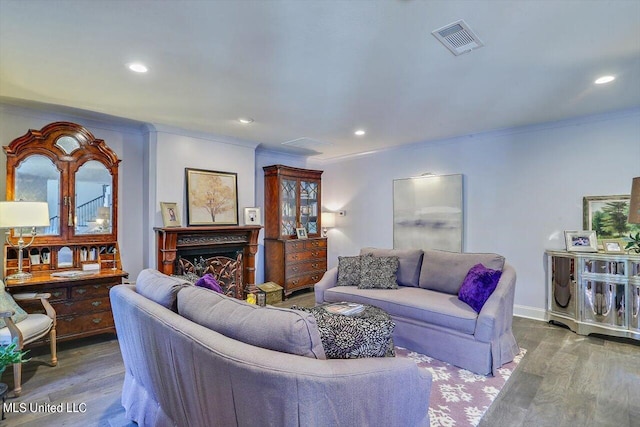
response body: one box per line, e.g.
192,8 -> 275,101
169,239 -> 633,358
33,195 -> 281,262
583,195 -> 640,239
185,168 -> 238,226
393,174 -> 463,252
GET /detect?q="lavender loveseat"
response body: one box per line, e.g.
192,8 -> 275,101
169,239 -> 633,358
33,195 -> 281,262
111,269 -> 431,427
315,248 -> 519,375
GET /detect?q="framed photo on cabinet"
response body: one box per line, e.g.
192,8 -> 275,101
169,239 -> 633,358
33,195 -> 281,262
601,239 -> 625,254
296,227 -> 308,239
564,230 -> 598,252
185,168 -> 238,226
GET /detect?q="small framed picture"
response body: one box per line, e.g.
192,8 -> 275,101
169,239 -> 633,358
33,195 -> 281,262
564,230 -> 598,252
244,207 -> 261,226
160,202 -> 181,227
601,239 -> 626,254
296,227 -> 308,239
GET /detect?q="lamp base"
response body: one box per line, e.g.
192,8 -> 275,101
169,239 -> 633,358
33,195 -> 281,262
5,271 -> 33,281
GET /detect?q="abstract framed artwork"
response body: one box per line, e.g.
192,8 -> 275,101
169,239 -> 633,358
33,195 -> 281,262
393,174 -> 463,252
185,168 -> 238,226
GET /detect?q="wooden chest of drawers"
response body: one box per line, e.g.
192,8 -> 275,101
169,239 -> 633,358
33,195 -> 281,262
6,270 -> 127,342
264,237 -> 327,297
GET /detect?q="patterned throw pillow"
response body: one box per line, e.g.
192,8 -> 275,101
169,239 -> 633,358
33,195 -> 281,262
0,283 -> 28,329
458,263 -> 502,313
337,255 -> 367,286
358,256 -> 399,289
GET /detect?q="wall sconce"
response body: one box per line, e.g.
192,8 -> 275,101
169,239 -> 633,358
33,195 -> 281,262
629,176 -> 640,224
0,201 -> 50,280
321,212 -> 336,237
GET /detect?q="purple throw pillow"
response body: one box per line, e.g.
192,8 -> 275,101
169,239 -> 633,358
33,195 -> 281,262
195,273 -> 223,294
458,263 -> 502,313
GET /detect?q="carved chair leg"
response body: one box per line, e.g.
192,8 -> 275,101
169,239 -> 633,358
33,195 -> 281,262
12,363 -> 21,397
50,328 -> 58,366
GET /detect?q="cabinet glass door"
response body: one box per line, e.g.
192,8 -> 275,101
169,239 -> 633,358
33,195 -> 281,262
300,180 -> 318,235
280,179 -> 297,236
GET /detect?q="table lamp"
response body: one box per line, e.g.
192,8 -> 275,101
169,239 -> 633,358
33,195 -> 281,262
0,201 -> 50,280
321,212 -> 336,237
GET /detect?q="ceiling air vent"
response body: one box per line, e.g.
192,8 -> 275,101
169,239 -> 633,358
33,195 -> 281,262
432,19 -> 484,56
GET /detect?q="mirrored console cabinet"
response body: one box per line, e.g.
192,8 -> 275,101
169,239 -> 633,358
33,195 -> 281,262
546,250 -> 640,340
3,122 -> 127,342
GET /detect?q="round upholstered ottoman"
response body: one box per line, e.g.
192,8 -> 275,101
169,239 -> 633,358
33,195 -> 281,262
292,303 -> 395,358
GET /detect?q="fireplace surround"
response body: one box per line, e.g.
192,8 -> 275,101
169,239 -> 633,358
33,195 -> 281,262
155,226 -> 261,299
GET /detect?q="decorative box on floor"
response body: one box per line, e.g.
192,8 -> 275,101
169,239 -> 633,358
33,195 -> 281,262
257,282 -> 283,305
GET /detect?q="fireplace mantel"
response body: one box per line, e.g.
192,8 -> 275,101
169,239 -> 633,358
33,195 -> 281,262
154,226 -> 262,287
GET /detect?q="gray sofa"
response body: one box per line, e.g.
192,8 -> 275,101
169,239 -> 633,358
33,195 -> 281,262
110,269 -> 432,427
314,248 -> 519,375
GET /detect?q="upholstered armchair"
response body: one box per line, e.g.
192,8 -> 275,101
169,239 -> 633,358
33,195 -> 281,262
0,292 -> 57,396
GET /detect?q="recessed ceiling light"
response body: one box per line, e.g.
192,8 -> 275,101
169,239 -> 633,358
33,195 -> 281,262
127,63 -> 148,73
354,129 -> 366,136
594,75 -> 615,85
238,117 -> 254,124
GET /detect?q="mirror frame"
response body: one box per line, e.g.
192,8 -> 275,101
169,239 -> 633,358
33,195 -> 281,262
4,122 -> 121,244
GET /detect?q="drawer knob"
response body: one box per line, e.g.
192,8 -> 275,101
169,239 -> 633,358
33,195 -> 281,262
292,280 -> 299,285
92,318 -> 102,324
53,292 -> 63,297
291,255 -> 298,260
292,267 -> 299,272
76,289 -> 87,294
311,263 -> 318,269
92,301 -> 102,307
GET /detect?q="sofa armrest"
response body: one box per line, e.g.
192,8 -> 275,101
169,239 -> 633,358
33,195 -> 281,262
314,267 -> 338,304
474,263 -> 516,342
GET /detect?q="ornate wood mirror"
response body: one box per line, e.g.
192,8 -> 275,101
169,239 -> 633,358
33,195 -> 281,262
4,121 -> 121,243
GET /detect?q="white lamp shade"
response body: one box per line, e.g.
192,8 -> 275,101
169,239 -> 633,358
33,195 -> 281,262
321,212 -> 336,228
629,177 -> 640,224
0,201 -> 51,228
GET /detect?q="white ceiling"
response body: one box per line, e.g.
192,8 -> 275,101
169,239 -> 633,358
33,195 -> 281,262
1,0 -> 639,160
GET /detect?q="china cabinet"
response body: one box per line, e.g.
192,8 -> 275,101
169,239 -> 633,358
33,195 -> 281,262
3,122 -> 127,341
546,250 -> 640,340
263,165 -> 327,296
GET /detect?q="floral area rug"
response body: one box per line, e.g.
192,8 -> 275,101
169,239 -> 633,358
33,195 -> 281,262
396,347 -> 527,427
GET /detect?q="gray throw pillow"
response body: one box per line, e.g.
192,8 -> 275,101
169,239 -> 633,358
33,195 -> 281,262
337,255 -> 369,286
419,250 -> 505,295
359,255 -> 399,289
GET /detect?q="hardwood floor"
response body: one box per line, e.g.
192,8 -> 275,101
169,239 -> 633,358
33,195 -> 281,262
2,290 -> 637,427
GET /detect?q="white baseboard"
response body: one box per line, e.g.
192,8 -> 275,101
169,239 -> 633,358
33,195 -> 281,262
513,304 -> 546,321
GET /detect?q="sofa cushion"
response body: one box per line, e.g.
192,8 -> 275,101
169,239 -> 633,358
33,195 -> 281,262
136,269 -> 191,311
419,250 -> 505,295
359,255 -> 399,289
458,263 -> 502,313
323,286 -> 477,335
360,248 -> 423,287
337,255 -> 367,286
177,286 -> 326,359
